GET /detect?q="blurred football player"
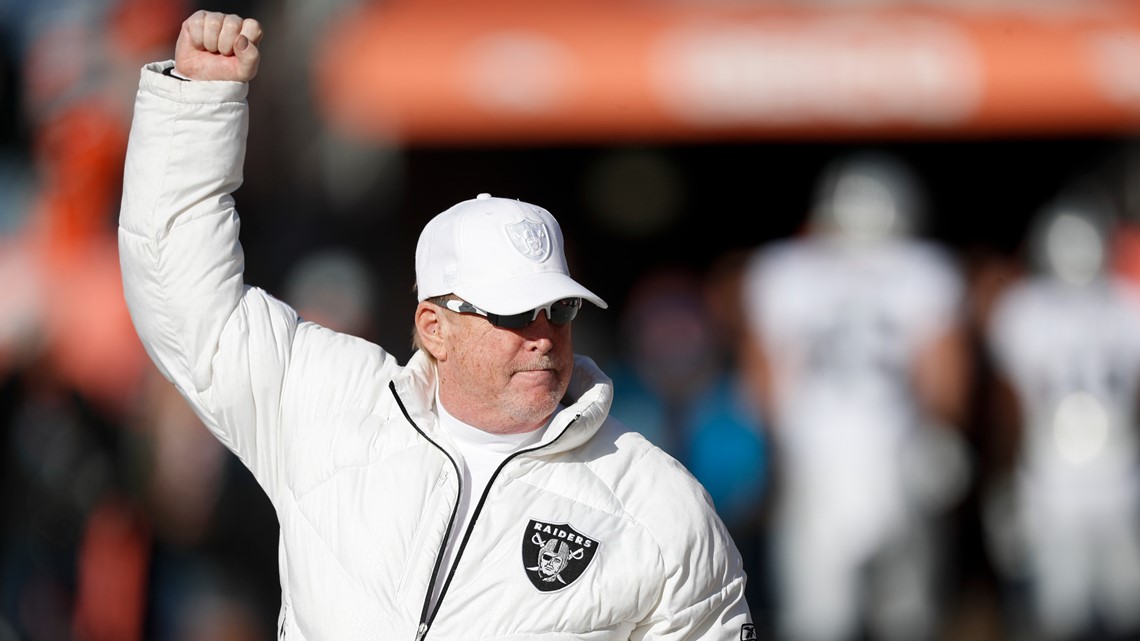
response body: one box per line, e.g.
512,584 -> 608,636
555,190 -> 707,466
741,151 -> 971,641
985,187 -> 1140,641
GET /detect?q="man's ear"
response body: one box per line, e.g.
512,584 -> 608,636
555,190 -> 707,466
415,301 -> 447,360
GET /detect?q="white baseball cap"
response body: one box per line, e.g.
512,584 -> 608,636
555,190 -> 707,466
415,193 -> 607,315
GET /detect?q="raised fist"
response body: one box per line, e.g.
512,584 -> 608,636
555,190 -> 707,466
174,10 -> 263,82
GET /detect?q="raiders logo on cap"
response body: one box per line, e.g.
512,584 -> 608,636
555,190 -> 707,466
522,519 -> 599,592
505,218 -> 551,263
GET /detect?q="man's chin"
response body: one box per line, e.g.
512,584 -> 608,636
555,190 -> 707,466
510,381 -> 565,417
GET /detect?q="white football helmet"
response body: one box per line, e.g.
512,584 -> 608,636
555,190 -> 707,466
1027,186 -> 1116,287
809,151 -> 927,245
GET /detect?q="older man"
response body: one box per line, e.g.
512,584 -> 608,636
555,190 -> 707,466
118,10 -> 752,640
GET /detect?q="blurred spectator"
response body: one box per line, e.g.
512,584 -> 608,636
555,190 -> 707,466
127,366 -> 278,641
0,347 -> 135,641
740,151 -> 972,641
983,186 -> 1140,641
605,265 -> 769,608
608,268 -> 721,453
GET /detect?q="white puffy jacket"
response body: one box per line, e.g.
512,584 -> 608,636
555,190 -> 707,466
118,62 -> 752,641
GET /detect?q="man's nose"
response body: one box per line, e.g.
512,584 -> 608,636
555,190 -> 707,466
521,312 -> 560,348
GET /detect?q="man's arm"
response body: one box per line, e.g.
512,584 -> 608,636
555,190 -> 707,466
627,455 -> 753,640
119,12 -> 294,495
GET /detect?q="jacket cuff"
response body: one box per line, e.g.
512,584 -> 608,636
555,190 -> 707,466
141,60 -> 250,104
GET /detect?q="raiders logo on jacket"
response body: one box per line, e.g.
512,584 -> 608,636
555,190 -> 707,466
522,519 -> 599,592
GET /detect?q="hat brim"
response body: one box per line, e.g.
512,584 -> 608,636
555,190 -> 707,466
455,272 -> 608,315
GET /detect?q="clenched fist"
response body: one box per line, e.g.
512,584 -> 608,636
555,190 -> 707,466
174,10 -> 263,82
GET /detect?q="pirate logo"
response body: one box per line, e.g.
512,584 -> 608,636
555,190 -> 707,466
522,519 -> 599,592
505,218 -> 551,263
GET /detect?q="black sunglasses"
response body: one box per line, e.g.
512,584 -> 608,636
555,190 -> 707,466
443,297 -> 582,329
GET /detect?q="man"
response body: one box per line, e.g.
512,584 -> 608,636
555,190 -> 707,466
740,152 -> 970,641
984,189 -> 1140,641
118,10 -> 751,640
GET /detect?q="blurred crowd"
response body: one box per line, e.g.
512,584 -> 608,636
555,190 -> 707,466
6,2 -> 1140,641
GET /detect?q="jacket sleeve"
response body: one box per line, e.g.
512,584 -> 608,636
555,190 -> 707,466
118,61 -> 296,501
631,457 -> 754,641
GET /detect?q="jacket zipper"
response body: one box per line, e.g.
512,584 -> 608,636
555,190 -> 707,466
391,382 -> 463,640
390,381 -> 581,640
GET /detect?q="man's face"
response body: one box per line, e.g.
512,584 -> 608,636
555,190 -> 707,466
436,306 -> 574,434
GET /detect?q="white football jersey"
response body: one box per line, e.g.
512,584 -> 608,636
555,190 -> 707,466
988,277 -> 1140,495
743,236 -> 964,550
